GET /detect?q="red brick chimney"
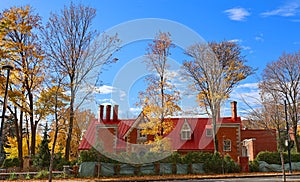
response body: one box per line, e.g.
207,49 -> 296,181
98,105 -> 104,122
106,105 -> 111,122
113,105 -> 119,122
231,101 -> 237,121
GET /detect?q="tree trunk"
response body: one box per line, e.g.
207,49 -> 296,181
65,86 -> 75,161
14,107 -> 23,169
212,115 -> 218,153
160,76 -> 164,136
29,92 -> 36,156
49,92 -> 60,182
19,111 -> 23,168
278,131 -> 286,182
30,124 -> 36,156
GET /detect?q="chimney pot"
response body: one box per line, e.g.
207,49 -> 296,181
231,101 -> 237,120
106,105 -> 111,122
99,105 -> 104,122
113,105 -> 119,122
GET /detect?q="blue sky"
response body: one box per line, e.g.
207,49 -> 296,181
1,0 -> 300,118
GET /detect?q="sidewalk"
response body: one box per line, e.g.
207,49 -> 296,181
39,171 -> 300,182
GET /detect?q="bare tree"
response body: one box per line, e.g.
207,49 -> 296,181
260,50 -> 300,152
42,2 -> 120,160
243,83 -> 287,180
183,41 -> 254,153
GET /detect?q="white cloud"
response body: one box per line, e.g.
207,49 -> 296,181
236,82 -> 258,89
129,107 -> 142,113
241,46 -> 251,51
261,1 -> 300,17
255,33 -> 264,42
228,39 -> 243,43
94,85 -> 116,94
98,98 -> 117,105
224,8 -> 250,21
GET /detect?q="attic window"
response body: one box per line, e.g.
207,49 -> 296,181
137,129 -> 147,139
181,119 -> 192,140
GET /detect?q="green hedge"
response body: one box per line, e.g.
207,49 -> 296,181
79,150 -> 240,174
256,151 -> 300,165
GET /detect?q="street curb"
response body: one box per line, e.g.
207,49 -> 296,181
92,172 -> 300,182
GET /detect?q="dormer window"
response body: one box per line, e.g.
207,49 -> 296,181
181,119 -> 192,140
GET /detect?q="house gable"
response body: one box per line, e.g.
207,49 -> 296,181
123,112 -> 149,139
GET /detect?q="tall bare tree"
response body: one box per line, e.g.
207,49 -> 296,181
138,32 -> 181,147
243,82 -> 287,179
260,50 -> 300,152
42,2 -> 120,160
183,41 -> 254,153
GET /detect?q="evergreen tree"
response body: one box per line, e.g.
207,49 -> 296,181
33,123 -> 50,169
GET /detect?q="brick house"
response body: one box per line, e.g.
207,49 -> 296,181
78,102 -> 277,162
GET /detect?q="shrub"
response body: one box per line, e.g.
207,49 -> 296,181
224,154 -> 240,173
53,153 -> 70,171
79,148 -> 119,164
9,172 -> 17,180
256,151 -> 300,164
25,173 -> 31,180
256,151 -> 281,164
34,170 -> 49,179
202,153 -> 240,174
182,152 -> 214,164
2,158 -> 20,168
249,160 -> 259,172
203,153 -> 223,174
160,152 -> 182,164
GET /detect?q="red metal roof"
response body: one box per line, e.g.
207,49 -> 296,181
78,118 -> 99,150
78,116 -> 241,151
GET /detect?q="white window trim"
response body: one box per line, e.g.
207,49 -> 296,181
181,119 -> 192,140
206,128 -> 212,137
223,139 -> 231,152
137,129 -> 147,140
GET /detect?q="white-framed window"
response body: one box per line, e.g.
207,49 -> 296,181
206,128 -> 212,137
181,119 -> 192,140
137,129 -> 147,139
223,139 -> 231,152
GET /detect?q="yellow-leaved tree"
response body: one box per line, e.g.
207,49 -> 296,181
5,135 -> 42,159
138,32 -> 181,152
0,5 -> 45,167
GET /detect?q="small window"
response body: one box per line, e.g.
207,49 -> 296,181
223,139 -> 231,152
206,128 -> 212,137
181,119 -> 192,140
137,129 -> 146,139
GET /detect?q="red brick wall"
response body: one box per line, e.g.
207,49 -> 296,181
217,126 -> 240,162
241,129 -> 277,159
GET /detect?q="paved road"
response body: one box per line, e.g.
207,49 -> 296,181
156,175 -> 300,182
